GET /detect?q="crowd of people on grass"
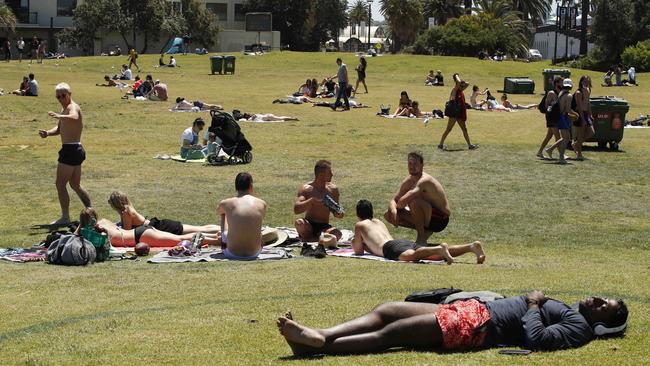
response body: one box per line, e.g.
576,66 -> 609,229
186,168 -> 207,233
14,50 -> 634,358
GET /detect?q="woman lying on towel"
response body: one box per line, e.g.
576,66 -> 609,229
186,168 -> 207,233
108,191 -> 220,235
78,208 -> 220,248
500,93 -> 536,110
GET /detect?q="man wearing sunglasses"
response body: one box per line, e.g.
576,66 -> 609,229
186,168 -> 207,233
38,83 -> 92,225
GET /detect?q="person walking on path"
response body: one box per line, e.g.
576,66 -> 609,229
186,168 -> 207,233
438,73 -> 478,150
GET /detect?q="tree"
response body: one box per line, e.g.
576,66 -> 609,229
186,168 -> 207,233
380,0 -> 424,52
349,0 -> 370,36
464,0 -> 473,14
473,0 -> 531,56
423,0 -> 462,25
510,0 -> 551,23
0,4 -> 17,34
181,0 -> 220,50
591,0 -> 634,63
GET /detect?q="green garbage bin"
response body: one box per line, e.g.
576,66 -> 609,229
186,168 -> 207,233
210,55 -> 223,74
587,96 -> 629,151
503,77 -> 535,94
542,69 -> 571,92
223,55 -> 236,74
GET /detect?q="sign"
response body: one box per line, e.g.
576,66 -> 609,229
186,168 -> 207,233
428,17 -> 436,29
557,6 -> 578,31
245,12 -> 272,32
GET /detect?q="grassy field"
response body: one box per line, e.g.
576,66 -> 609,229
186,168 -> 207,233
0,52 -> 649,365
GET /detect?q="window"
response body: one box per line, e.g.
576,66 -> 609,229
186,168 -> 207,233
234,4 -> 245,22
206,3 -> 227,21
57,0 -> 76,17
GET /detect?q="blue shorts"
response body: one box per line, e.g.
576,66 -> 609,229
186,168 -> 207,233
558,114 -> 571,130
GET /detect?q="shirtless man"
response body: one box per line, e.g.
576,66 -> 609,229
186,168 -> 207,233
38,83 -> 92,224
384,152 -> 450,244
354,200 -> 484,264
294,160 -> 344,243
217,172 -> 267,260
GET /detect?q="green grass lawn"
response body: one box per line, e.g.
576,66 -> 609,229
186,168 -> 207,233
0,52 -> 649,365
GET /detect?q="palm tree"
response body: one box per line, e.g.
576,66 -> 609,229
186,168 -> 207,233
423,0 -> 462,25
473,0 -> 531,57
380,0 -> 424,52
510,0 -> 551,24
349,0 -> 370,37
0,4 -> 17,33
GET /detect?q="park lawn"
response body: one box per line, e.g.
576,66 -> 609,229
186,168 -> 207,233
0,52 -> 649,365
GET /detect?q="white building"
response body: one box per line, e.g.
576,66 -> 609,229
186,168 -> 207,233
1,0 -> 280,55
532,24 -> 594,60
338,23 -> 389,52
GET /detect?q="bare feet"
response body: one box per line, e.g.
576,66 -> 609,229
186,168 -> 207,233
470,241 -> 486,264
439,243 -> 453,265
277,312 -> 325,349
544,147 -> 554,160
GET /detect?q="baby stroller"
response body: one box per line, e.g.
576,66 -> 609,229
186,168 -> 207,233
206,110 -> 253,165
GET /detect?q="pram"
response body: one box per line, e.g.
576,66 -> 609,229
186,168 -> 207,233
206,110 -> 253,165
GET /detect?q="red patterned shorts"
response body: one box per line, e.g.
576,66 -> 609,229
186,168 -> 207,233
435,299 -> 491,349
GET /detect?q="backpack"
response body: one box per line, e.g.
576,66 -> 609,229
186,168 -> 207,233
537,91 -> 548,114
546,90 -> 566,122
46,234 -> 96,266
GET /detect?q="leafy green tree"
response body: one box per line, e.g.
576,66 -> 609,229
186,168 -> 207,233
181,0 -> 220,50
474,0 -> 530,56
349,0 -> 370,32
380,0 -> 424,52
0,4 -> 17,34
510,0 -> 551,23
591,0 -> 634,63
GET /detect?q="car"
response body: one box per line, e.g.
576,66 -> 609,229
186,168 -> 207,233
528,49 -> 543,61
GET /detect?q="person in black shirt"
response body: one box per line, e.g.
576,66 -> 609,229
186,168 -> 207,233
276,291 -> 627,356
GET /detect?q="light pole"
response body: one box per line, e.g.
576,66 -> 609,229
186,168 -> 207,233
366,0 -> 372,51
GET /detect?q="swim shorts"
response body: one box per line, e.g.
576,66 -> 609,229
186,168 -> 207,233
558,114 -> 571,130
426,208 -> 449,233
148,217 -> 183,235
305,218 -> 332,238
583,112 -> 593,127
133,225 -> 152,244
382,239 -> 422,260
193,101 -> 204,109
436,299 -> 491,349
57,144 -> 86,166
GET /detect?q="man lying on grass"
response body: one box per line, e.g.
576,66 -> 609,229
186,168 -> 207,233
353,199 -> 484,264
278,291 -> 628,356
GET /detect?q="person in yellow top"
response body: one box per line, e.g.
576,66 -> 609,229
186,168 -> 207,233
127,48 -> 140,72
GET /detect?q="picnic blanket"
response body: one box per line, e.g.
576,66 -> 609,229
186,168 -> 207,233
169,107 -> 201,112
148,247 -> 292,263
625,124 -> 650,128
0,248 -> 47,262
328,248 -> 446,264
153,154 -> 206,163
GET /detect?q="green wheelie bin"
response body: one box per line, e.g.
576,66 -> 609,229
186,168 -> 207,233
210,55 -> 223,74
542,69 -> 571,92
503,77 -> 535,94
223,55 -> 236,74
587,96 -> 629,151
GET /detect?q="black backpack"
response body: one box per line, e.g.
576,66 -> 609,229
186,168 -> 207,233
537,91 -> 548,114
546,90 -> 566,122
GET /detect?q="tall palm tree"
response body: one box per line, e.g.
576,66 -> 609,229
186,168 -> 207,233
423,0 -> 462,25
349,0 -> 370,37
380,0 -> 424,52
474,0 -> 531,57
0,4 -> 17,33
510,0 -> 551,24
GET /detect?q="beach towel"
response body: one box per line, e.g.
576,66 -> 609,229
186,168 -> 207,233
624,125 -> 650,129
328,248 -> 446,264
169,107 -> 201,112
0,248 -> 47,262
147,247 -> 292,263
152,154 -> 206,163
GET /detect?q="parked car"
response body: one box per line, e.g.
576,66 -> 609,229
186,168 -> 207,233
528,49 -> 543,61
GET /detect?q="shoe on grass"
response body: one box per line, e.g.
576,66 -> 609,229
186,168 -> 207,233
468,144 -> 479,150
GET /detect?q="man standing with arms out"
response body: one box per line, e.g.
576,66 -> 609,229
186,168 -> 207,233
217,172 -> 267,260
330,58 -> 350,111
384,152 -> 450,244
294,160 -> 344,243
38,83 -> 92,225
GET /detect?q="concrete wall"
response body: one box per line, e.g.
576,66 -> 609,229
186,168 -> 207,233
533,31 -> 594,60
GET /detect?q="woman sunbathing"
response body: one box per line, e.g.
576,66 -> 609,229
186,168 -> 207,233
78,208 -> 220,248
393,91 -> 413,116
500,93 -> 536,110
173,97 -> 223,111
96,75 -> 118,87
108,191 -> 221,235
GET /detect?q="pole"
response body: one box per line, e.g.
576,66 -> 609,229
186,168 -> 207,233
367,1 -> 371,51
553,5 -> 558,65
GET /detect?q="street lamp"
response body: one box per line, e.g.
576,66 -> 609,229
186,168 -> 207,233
366,0 -> 372,51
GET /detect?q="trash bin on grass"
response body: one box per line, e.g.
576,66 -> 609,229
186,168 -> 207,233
542,69 -> 571,92
586,96 -> 629,151
503,77 -> 535,94
210,55 -> 223,74
223,55 -> 236,74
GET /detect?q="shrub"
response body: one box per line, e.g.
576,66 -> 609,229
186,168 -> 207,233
621,41 -> 650,72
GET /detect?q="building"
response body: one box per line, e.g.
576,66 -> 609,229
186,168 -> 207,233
1,0 -> 280,55
337,23 -> 389,52
532,15 -> 594,60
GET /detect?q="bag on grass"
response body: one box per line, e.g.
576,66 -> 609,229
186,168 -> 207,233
46,234 -> 96,266
404,287 -> 461,303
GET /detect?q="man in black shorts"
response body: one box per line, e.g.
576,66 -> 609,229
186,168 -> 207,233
294,160 -> 344,243
39,83 -> 92,225
353,199 -> 484,264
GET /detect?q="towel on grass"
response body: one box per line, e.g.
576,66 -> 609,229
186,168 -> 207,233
624,125 -> 650,128
328,248 -> 446,264
0,248 -> 47,262
148,247 -> 292,263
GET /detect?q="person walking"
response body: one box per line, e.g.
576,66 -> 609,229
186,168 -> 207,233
127,48 -> 140,72
330,58 -> 350,111
353,56 -> 368,97
16,37 -> 25,62
438,73 -> 478,150
3,39 -> 11,62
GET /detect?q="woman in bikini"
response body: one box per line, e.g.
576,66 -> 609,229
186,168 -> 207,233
78,208 -> 220,247
393,91 -> 413,117
107,191 -> 221,235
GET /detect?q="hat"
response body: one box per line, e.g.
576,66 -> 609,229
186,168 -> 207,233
563,78 -> 573,88
261,227 -> 288,247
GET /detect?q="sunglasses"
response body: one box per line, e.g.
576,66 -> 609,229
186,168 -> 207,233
55,94 -> 67,100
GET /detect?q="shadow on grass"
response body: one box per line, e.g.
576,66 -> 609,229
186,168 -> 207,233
276,346 -> 484,361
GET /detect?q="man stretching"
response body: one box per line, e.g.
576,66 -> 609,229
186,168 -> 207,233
278,292 -> 628,356
354,199 -> 484,264
294,160 -> 344,243
385,151 -> 450,244
217,172 -> 267,260
38,83 -> 92,225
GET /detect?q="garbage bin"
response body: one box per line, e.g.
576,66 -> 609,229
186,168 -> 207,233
587,96 -> 629,151
223,55 -> 236,74
210,55 -> 223,74
503,77 -> 535,94
542,69 -> 571,92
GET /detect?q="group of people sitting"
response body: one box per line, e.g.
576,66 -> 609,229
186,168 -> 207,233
391,91 -> 433,117
11,73 -> 38,96
425,70 -> 444,86
158,54 -> 179,68
603,64 -> 637,87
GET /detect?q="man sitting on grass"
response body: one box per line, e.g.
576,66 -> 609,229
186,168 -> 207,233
277,291 -> 628,356
353,199 -> 484,264
217,172 -> 267,260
